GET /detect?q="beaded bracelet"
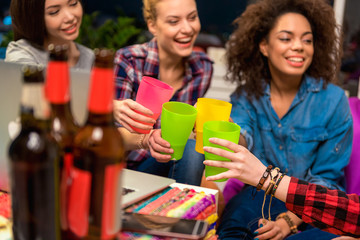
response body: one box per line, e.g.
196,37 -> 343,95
256,165 -> 273,191
137,134 -> 146,149
271,172 -> 286,197
276,212 -> 298,234
265,167 -> 280,196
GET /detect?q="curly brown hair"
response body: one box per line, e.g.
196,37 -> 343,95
227,0 -> 342,98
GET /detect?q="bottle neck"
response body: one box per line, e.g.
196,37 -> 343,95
86,112 -> 115,125
50,102 -> 76,123
45,61 -> 70,104
20,82 -> 50,128
87,67 -> 114,114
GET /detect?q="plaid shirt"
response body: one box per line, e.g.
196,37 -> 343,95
286,177 -> 360,237
114,38 -> 213,167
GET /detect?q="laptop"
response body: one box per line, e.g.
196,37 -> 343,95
121,169 -> 175,208
0,60 -> 175,207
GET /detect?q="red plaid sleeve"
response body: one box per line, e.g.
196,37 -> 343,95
286,177 -> 360,237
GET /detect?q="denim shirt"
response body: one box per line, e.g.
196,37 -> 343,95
231,76 -> 353,190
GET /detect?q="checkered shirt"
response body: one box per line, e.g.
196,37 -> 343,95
114,38 -> 213,167
286,177 -> 360,237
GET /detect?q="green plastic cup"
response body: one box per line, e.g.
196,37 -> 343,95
161,102 -> 197,160
203,121 -> 241,182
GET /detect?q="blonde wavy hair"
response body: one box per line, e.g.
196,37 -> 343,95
143,0 -> 161,22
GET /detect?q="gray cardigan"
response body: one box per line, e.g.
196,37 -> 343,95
5,39 -> 94,70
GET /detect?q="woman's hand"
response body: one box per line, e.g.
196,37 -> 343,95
147,129 -> 173,163
203,138 -> 266,185
113,99 -> 156,133
254,219 -> 288,240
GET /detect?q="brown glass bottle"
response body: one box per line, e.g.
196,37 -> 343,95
69,49 -> 125,239
45,44 -> 79,239
8,66 -> 60,240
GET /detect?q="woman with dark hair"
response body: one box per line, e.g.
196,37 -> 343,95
5,0 -> 94,69
215,0 -> 353,239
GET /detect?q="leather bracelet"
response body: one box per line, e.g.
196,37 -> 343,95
276,212 -> 298,234
265,167 -> 280,195
256,165 -> 273,191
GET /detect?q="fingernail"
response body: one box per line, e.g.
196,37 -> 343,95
253,231 -> 258,235
259,223 -> 263,227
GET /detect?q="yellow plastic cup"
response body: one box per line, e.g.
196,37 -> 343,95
161,102 -> 197,160
195,98 -> 232,153
203,121 -> 240,182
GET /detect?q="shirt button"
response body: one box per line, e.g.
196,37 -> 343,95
279,145 -> 283,150
278,123 -> 282,127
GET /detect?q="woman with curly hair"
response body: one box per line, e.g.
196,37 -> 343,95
216,0 -> 353,239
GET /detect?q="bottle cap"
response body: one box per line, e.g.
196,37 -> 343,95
48,44 -> 69,61
94,48 -> 114,68
21,65 -> 45,83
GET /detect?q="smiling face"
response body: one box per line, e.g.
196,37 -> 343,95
259,12 -> 314,81
147,0 -> 201,59
44,0 -> 83,45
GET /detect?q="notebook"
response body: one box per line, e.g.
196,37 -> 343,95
0,60 -> 175,207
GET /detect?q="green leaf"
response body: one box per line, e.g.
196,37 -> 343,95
76,13 -> 144,50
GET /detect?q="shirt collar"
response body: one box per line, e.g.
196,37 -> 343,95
264,75 -> 323,97
143,38 -> 160,77
143,38 -> 206,81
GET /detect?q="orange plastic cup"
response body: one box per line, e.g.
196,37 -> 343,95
195,98 -> 232,153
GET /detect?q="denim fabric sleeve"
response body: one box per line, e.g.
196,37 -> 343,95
303,93 -> 353,190
230,94 -> 255,150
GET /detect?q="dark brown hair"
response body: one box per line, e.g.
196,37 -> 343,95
10,0 -> 47,47
227,0 -> 342,98
10,0 -> 83,48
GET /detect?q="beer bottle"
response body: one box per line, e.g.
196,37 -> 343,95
69,49 -> 125,239
8,65 -> 60,240
45,44 -> 79,238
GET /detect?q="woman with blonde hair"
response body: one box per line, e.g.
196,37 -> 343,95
113,0 -> 213,185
